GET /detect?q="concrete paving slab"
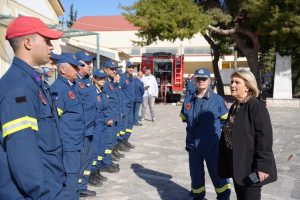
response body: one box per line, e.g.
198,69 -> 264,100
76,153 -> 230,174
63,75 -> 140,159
82,105 -> 300,200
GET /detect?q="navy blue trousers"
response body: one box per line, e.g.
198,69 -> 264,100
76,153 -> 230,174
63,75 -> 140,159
78,136 -> 94,194
101,121 -> 118,168
133,102 -> 142,124
92,123 -> 108,171
188,146 -> 231,200
63,150 -> 81,200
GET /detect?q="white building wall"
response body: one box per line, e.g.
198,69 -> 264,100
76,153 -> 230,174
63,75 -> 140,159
74,31 -> 210,49
15,0 -> 55,20
70,29 -> 248,75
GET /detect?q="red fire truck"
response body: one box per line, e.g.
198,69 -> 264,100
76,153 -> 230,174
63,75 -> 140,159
141,52 -> 184,103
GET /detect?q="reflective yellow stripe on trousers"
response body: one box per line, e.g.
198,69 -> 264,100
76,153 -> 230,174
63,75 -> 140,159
215,184 -> 231,193
192,186 -> 205,193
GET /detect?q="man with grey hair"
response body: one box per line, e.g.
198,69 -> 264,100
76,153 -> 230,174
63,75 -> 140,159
51,54 -> 97,199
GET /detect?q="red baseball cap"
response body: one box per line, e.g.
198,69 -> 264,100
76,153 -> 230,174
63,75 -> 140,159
6,16 -> 64,40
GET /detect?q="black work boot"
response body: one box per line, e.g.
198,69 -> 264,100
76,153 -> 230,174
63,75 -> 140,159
111,161 -> 119,168
111,153 -> 120,161
123,138 -> 135,149
88,171 -> 103,187
100,165 -> 120,173
80,189 -> 96,197
96,168 -> 107,182
117,141 -> 130,152
113,146 -> 124,158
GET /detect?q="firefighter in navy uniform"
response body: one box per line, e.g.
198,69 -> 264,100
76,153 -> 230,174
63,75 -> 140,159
118,62 -> 136,149
73,51 -> 99,197
114,68 -> 129,154
185,74 -> 196,97
51,54 -> 94,199
0,16 -> 65,200
180,68 -> 231,200
89,69 -> 111,185
100,61 -> 122,173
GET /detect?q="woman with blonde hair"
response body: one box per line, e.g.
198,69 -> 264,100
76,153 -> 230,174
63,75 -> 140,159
218,69 -> 277,200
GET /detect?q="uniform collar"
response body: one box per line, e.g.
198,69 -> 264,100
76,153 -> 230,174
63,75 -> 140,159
125,72 -> 132,78
58,74 -> 75,87
192,89 -> 210,100
78,73 -> 83,79
13,57 -> 42,85
107,76 -> 113,83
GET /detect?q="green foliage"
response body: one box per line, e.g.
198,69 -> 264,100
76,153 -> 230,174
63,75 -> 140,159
239,0 -> 300,49
67,3 -> 78,28
122,0 -> 210,46
259,46 -> 275,74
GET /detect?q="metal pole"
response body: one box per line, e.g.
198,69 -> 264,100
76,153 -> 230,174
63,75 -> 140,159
96,34 -> 100,69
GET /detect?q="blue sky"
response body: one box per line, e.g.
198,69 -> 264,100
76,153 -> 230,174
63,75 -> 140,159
59,0 -> 136,20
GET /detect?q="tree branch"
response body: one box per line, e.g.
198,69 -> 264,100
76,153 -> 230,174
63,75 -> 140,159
208,25 -> 236,35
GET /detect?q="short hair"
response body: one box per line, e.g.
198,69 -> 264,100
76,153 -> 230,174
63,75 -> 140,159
56,63 -> 68,75
230,69 -> 259,98
8,34 -> 37,52
145,67 -> 151,71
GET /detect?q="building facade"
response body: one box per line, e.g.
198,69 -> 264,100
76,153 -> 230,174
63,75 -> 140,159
0,0 -> 64,77
71,15 -> 249,77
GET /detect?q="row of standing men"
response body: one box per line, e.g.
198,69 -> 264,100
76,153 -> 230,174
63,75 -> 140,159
50,51 -> 139,198
0,16 -> 141,200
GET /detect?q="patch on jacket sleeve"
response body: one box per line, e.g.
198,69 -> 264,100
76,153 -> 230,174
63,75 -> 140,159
15,96 -> 26,103
186,103 -> 192,110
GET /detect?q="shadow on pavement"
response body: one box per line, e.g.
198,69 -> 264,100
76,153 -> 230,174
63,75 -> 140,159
131,163 -> 190,200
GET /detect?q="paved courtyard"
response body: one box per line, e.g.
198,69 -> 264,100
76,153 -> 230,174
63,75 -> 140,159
84,104 -> 300,200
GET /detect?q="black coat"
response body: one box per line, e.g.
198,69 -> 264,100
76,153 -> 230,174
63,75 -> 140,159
218,97 -> 277,186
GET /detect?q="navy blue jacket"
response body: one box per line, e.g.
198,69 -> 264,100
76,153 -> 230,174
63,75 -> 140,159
0,57 -> 65,200
119,72 -> 135,107
74,74 -> 98,137
102,76 -> 121,121
51,75 -> 85,151
134,77 -> 145,103
95,87 -> 111,125
180,90 -> 229,151
185,79 -> 196,96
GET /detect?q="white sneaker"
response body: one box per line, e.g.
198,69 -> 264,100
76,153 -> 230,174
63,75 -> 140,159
139,118 -> 145,124
152,118 -> 157,123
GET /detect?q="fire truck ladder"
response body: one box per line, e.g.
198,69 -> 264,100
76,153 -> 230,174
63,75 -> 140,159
175,62 -> 182,87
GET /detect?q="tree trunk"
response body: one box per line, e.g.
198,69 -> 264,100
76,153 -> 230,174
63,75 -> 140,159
292,68 -> 300,94
233,48 -> 238,70
208,26 -> 261,89
230,32 -> 261,89
203,34 -> 225,96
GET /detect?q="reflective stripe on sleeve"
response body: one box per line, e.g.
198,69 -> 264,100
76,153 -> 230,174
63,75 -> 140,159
93,161 -> 97,165
78,179 -> 82,183
220,112 -> 228,120
126,129 -> 132,133
192,186 -> 205,194
117,133 -> 120,137
105,149 -> 112,154
83,171 -> 91,176
2,116 -> 38,138
179,113 -> 186,121
57,108 -> 63,117
215,184 -> 231,193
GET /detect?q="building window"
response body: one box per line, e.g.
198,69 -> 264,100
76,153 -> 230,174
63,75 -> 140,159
118,48 -> 141,56
145,47 -> 178,54
184,47 -> 212,55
